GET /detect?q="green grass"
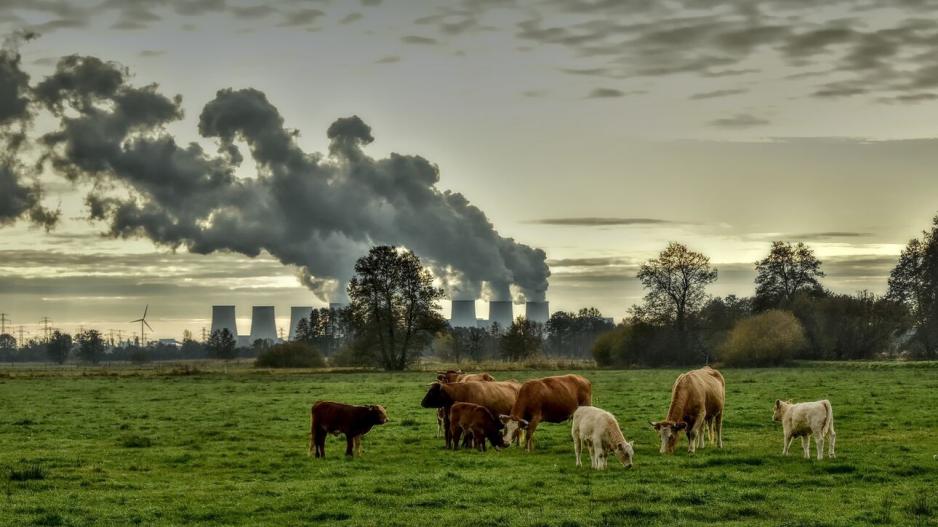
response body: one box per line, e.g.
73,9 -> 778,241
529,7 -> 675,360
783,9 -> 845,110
0,366 -> 936,526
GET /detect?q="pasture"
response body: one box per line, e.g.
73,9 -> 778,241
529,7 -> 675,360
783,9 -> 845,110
1,365 -> 937,526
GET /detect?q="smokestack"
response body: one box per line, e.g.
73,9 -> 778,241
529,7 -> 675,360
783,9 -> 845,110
210,305 -> 238,337
525,301 -> 549,324
488,300 -> 513,330
288,306 -> 313,340
450,300 -> 477,328
249,306 -> 277,343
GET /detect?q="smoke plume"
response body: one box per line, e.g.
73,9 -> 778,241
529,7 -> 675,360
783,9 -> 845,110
20,53 -> 549,302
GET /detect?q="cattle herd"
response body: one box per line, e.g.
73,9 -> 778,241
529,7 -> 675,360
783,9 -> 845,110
308,366 -> 838,468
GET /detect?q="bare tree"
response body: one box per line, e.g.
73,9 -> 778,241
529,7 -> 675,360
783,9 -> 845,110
636,242 -> 717,331
754,241 -> 824,309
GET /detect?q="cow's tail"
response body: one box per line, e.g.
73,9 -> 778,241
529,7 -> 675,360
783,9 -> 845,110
821,400 -> 834,437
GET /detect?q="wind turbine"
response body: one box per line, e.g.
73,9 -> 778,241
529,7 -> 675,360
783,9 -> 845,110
131,305 -> 153,346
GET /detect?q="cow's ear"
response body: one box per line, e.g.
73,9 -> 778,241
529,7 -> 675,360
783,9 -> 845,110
649,421 -> 659,430
774,399 -> 781,407
499,414 -> 511,424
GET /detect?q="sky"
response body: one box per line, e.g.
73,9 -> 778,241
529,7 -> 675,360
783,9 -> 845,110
2,0 -> 938,340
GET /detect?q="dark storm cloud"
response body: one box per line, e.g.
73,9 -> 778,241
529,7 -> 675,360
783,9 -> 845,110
27,57 -> 549,303
709,113 -> 770,128
689,88 -> 747,99
528,217 -> 679,226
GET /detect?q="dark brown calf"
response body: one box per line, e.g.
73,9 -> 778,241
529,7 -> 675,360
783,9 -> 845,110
449,402 -> 507,452
308,401 -> 389,458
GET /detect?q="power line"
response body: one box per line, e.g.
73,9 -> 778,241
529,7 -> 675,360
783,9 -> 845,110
40,317 -> 52,341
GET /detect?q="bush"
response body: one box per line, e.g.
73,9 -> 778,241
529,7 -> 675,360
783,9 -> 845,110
254,342 -> 325,368
719,310 -> 806,366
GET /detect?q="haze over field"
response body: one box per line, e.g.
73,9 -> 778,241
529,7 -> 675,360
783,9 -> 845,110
3,0 -> 938,338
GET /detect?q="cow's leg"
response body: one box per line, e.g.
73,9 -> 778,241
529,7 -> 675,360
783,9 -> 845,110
452,426 -> 463,451
354,435 -> 363,456
814,432 -> 824,461
715,412 -> 724,449
443,407 -> 453,449
783,432 -> 793,456
573,431 -> 582,467
315,428 -> 326,458
345,434 -> 354,456
463,430 -> 473,449
436,408 -> 444,438
828,429 -> 836,459
801,436 -> 810,459
524,417 -> 541,452
478,429 -> 486,452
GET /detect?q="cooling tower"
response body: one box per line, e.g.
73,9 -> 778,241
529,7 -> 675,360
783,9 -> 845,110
525,301 -> 549,324
288,306 -> 313,340
210,305 -> 238,338
249,306 -> 278,342
450,300 -> 477,328
488,300 -> 513,330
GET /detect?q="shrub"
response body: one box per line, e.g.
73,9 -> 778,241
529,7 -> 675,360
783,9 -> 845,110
719,310 -> 807,366
254,342 -> 325,368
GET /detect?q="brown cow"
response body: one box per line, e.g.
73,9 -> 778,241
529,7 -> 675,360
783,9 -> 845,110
449,402 -> 508,451
499,374 -> 592,452
650,366 -> 725,454
433,371 -> 496,437
421,380 -> 521,449
308,401 -> 389,458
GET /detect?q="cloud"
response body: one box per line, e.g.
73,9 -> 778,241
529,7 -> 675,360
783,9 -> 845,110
689,88 -> 747,100
375,55 -> 400,64
527,217 -> 679,226
138,50 -> 165,58
547,257 -> 637,268
279,8 -> 325,27
340,13 -> 363,25
709,113 -> 770,128
586,88 -> 624,98
401,35 -> 438,45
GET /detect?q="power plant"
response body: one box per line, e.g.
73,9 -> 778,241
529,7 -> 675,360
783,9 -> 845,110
450,300 -> 477,328
288,306 -> 313,340
249,306 -> 277,343
525,301 -> 550,325
487,300 -> 513,329
210,305 -> 238,337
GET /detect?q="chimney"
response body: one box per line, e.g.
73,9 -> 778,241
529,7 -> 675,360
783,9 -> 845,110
450,300 -> 477,328
488,300 -> 513,330
288,306 -> 313,340
249,306 -> 277,343
525,301 -> 549,324
210,305 -> 238,338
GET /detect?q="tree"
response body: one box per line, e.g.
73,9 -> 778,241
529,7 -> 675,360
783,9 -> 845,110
637,242 -> 717,331
545,308 -> 613,358
754,241 -> 825,310
719,310 -> 807,366
207,328 -> 237,370
76,329 -> 105,364
347,246 -> 446,370
46,330 -> 72,364
500,317 -> 543,362
887,216 -> 938,357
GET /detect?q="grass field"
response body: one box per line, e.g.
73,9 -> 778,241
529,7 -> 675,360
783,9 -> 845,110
1,364 -> 937,526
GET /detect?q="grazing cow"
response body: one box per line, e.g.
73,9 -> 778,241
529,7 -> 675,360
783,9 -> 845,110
421,380 -> 521,449
433,371 -> 496,437
773,399 -> 836,460
499,374 -> 592,451
650,366 -> 725,454
449,402 -> 508,451
308,401 -> 389,458
571,406 -> 634,470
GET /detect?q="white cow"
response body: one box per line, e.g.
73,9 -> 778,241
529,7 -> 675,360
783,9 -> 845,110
571,406 -> 634,470
773,399 -> 836,460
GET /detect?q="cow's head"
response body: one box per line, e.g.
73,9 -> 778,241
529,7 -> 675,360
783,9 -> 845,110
369,404 -> 389,425
772,399 -> 791,422
498,415 -> 528,445
649,421 -> 686,454
421,383 -> 451,408
435,370 -> 463,383
613,441 -> 635,468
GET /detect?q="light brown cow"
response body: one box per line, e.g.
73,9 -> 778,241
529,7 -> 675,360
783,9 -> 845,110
650,366 -> 725,454
449,402 -> 508,451
421,380 -> 521,449
499,374 -> 592,451
433,371 -> 497,436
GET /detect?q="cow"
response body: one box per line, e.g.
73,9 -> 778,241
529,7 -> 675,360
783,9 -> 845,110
773,399 -> 836,460
571,406 -> 634,470
433,371 -> 496,437
650,366 -> 725,454
421,380 -> 521,449
308,401 -> 389,458
449,402 -> 508,452
499,374 -> 592,452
